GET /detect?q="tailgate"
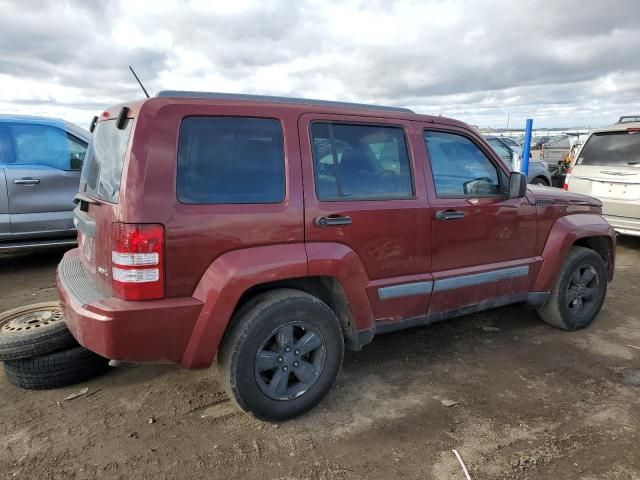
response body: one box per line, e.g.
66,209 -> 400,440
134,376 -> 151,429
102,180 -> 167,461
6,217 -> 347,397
570,165 -> 640,217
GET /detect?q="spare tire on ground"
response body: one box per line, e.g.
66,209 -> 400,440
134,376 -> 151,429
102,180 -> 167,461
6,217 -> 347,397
0,302 -> 77,361
3,346 -> 110,390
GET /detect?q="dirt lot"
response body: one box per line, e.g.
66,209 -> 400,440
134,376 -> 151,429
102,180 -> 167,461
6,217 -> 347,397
1,239 -> 639,480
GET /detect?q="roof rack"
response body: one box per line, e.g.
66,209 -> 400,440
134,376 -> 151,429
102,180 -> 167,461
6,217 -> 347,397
617,115 -> 640,124
156,90 -> 414,113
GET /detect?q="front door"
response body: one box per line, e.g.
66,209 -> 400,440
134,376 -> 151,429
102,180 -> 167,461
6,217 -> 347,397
419,126 -> 538,316
299,114 -> 431,323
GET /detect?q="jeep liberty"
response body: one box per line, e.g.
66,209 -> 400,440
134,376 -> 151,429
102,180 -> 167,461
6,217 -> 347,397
57,91 -> 615,420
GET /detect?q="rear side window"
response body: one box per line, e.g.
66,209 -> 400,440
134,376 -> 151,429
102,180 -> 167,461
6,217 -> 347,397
310,122 -> 413,200
0,124 -> 86,171
424,131 -> 501,198
578,131 -> 640,167
177,117 -> 285,204
81,119 -> 133,203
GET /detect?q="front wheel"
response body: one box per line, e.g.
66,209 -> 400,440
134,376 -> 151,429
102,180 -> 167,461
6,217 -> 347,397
218,289 -> 344,421
537,246 -> 607,330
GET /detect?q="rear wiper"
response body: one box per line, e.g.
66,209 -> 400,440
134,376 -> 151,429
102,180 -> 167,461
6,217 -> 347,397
73,192 -> 101,205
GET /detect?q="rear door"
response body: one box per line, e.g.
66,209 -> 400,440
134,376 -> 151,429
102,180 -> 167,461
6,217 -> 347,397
569,130 -> 640,218
300,114 -> 432,323
3,122 -> 86,239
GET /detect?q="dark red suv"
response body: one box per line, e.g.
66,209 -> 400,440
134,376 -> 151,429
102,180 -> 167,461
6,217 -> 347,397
57,91 -> 615,420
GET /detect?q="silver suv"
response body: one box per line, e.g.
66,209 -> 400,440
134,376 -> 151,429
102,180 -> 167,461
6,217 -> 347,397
0,115 -> 90,249
566,122 -> 640,236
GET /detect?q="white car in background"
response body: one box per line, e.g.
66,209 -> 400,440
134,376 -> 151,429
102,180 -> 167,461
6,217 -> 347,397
565,122 -> 640,236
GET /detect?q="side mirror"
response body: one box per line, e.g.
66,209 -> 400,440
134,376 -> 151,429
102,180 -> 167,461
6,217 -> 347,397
508,172 -> 527,198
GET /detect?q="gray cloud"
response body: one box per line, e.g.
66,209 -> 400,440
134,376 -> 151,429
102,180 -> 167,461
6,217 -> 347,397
0,0 -> 639,128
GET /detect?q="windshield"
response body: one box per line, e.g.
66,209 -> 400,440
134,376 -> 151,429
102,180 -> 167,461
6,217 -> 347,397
80,119 -> 133,202
578,131 -> 640,167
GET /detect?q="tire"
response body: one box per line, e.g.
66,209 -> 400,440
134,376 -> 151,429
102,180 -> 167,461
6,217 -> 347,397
537,246 -> 607,330
0,302 -> 77,361
3,346 -> 110,390
218,289 -> 344,421
532,177 -> 549,186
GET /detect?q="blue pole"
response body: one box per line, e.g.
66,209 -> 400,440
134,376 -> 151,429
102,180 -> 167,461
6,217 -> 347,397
521,118 -> 533,175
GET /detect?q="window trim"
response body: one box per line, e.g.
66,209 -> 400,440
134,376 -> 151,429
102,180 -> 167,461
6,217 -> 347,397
309,120 -> 416,203
423,128 -> 508,200
175,115 -> 287,206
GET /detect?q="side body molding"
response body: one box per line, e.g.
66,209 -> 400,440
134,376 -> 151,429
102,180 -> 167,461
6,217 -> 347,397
181,244 -> 308,368
531,214 -> 615,292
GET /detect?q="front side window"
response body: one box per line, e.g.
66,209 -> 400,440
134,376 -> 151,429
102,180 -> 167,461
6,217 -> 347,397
424,131 -> 501,198
177,117 -> 285,204
0,124 -> 83,171
67,134 -> 88,170
310,122 -> 413,200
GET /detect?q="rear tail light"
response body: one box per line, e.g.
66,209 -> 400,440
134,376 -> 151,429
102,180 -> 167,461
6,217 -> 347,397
563,167 -> 572,191
111,223 -> 164,300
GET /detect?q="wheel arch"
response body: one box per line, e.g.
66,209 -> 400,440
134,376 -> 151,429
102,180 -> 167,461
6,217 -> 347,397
180,242 -> 374,368
235,276 -> 361,352
532,175 -> 550,186
531,214 -> 615,292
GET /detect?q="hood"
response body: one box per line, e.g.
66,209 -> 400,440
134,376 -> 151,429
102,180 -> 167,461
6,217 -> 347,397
526,184 -> 602,208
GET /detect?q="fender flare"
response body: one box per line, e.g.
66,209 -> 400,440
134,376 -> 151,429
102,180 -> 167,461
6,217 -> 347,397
532,214 -> 615,292
181,244 -> 308,368
180,242 -> 375,368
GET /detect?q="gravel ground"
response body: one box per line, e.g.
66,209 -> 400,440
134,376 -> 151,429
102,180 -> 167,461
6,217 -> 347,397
0,238 -> 639,480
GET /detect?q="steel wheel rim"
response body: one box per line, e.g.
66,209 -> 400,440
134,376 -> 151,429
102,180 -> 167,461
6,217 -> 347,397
254,321 -> 327,401
0,306 -> 64,334
566,262 -> 600,317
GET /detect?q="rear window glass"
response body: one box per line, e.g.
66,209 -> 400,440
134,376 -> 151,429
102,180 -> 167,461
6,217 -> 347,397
177,117 -> 285,204
81,119 -> 133,203
579,131 -> 640,167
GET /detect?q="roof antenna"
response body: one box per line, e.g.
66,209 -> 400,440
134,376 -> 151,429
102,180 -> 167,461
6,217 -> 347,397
128,65 -> 150,98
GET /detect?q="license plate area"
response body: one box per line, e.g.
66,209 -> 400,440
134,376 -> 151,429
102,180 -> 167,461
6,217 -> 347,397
591,181 -> 640,200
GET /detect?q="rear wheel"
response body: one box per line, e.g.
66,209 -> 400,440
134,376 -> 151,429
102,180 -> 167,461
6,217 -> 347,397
537,247 -> 607,330
218,289 -> 344,421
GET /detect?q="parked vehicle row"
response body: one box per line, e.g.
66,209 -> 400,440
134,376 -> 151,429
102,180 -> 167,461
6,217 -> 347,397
0,115 -> 90,249
55,91 -> 615,420
484,135 -> 552,186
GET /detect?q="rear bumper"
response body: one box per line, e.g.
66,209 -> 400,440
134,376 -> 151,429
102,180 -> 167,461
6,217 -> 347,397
603,215 -> 640,237
57,249 -> 203,365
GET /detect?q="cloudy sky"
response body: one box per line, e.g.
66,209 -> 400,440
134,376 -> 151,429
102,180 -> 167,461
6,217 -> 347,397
1,0 -> 639,130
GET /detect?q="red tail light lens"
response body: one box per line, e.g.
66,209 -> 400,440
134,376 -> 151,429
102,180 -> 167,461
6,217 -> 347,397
111,223 -> 165,300
563,167 -> 572,191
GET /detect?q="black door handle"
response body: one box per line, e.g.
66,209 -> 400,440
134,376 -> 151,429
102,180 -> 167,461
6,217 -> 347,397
435,210 -> 465,221
315,215 -> 352,227
14,178 -> 40,185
